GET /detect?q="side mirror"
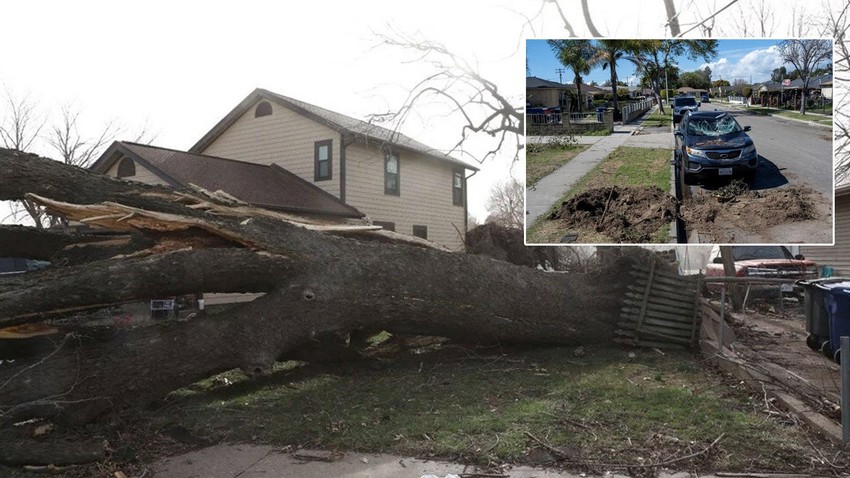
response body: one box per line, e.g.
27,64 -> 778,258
795,254 -> 805,260
698,102 -> 702,107
743,126 -> 751,131
712,257 -> 723,264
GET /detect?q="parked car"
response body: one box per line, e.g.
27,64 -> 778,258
674,111 -> 758,184
700,92 -> 710,103
704,246 -> 818,292
672,95 -> 699,123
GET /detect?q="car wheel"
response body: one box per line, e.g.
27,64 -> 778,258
834,348 -> 842,364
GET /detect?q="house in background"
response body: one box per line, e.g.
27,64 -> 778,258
94,88 -> 477,251
800,184 -> 850,275
526,76 -> 572,109
92,141 -> 364,221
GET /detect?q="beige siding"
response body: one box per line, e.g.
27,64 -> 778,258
105,158 -> 168,185
201,101 -> 341,198
345,142 -> 466,250
801,194 -> 850,275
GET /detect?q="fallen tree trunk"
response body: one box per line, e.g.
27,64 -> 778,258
0,148 -> 631,426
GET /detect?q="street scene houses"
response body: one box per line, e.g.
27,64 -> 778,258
525,39 -> 833,245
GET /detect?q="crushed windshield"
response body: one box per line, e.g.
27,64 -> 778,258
686,115 -> 742,137
675,97 -> 697,107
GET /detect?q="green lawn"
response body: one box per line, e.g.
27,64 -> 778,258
525,142 -> 590,187
527,146 -> 672,243
642,113 -> 673,129
150,346 -> 829,471
745,107 -> 832,126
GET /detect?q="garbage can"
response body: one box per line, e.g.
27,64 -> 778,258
797,278 -> 840,351
596,107 -> 606,123
819,281 -> 850,363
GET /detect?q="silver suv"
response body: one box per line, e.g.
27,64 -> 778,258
673,96 -> 699,123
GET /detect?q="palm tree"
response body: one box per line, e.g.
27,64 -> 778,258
547,40 -> 592,113
589,40 -> 635,121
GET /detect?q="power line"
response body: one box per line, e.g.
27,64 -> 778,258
555,68 -> 566,83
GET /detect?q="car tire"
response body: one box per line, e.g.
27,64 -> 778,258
821,341 -> 833,359
834,348 -> 842,365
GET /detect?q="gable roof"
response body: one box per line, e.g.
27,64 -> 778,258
526,76 -> 568,89
189,88 -> 479,172
91,141 -> 364,218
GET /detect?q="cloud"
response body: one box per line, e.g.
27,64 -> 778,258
699,45 -> 785,83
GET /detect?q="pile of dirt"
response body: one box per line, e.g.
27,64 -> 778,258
547,186 -> 677,243
681,185 -> 819,242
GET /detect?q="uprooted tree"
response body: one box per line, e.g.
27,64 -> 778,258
0,148 -> 637,437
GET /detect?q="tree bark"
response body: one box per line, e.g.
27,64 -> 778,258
719,246 -> 743,312
0,148 -> 630,426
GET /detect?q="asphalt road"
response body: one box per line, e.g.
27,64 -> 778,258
688,103 -> 833,196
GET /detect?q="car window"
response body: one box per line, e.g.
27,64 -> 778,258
687,115 -> 742,137
675,97 -> 697,107
732,246 -> 793,261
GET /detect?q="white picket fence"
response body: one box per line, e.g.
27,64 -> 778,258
622,99 -> 655,123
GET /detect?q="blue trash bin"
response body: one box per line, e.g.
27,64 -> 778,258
819,281 -> 850,363
596,107 -> 606,122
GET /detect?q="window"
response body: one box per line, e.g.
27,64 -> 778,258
314,140 -> 332,181
373,221 -> 395,232
412,225 -> 428,239
254,101 -> 272,117
384,152 -> 399,195
452,169 -> 464,206
116,157 -> 136,178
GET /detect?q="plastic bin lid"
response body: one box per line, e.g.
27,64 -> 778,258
817,281 -> 850,292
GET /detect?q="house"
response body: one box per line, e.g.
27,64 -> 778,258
94,88 -> 478,251
675,87 -> 707,96
800,184 -> 850,274
526,76 -> 572,109
92,141 -> 365,221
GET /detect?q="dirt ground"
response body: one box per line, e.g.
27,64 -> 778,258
681,184 -> 829,243
547,186 -> 676,243
722,297 -> 842,420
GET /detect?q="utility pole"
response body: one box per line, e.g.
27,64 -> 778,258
556,68 -> 566,84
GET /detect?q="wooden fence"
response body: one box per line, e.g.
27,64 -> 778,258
614,262 -> 700,349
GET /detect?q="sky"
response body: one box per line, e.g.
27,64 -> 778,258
526,39 -> 830,88
0,0 -> 844,224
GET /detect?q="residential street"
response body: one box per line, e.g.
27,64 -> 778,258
696,103 -> 832,196
681,103 -> 833,244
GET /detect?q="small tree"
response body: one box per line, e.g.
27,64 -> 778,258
778,39 -> 832,114
485,178 -> 523,230
548,40 -> 593,113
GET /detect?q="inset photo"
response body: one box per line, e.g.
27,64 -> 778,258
525,39 -> 834,245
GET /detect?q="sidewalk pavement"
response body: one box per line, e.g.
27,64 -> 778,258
526,124 -> 673,226
151,444 -> 713,478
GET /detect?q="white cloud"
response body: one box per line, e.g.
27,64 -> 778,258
699,45 -> 785,83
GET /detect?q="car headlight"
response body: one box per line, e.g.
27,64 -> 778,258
742,144 -> 756,155
686,146 -> 708,158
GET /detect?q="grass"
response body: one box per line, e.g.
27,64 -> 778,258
152,346 -> 822,471
744,107 -> 832,126
527,146 -> 672,243
525,141 -> 590,187
642,113 -> 673,129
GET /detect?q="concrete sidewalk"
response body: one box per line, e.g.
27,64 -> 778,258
151,444 -> 713,478
526,124 -> 672,226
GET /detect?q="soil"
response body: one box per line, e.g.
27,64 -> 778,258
681,185 -> 822,243
547,186 -> 677,243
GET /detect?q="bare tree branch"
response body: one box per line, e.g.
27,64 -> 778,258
372,31 -> 523,164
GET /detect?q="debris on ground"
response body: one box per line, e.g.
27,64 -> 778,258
546,186 -> 677,243
681,185 -> 819,242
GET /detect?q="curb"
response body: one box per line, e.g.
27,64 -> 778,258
723,104 -> 832,129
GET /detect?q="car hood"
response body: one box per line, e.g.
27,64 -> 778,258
687,134 -> 751,150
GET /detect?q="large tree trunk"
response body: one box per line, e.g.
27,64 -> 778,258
0,148 -> 629,428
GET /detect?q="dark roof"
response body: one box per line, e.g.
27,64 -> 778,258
526,76 -> 568,89
189,88 -> 478,172
91,141 -> 364,218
